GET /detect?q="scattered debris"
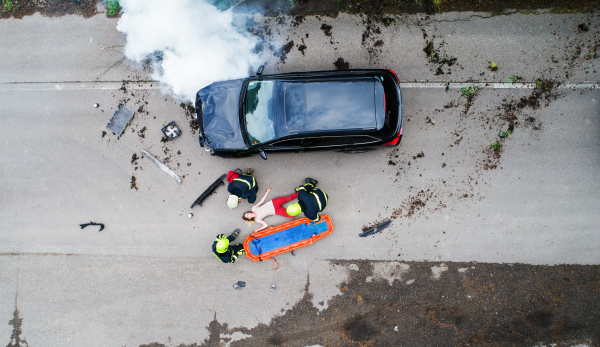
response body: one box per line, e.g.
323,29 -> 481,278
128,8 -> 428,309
188,213 -> 193,218
334,57 -> 350,70
131,175 -> 138,190
79,221 -> 104,232
272,258 -> 279,270
137,126 -> 147,139
161,121 -> 182,141
106,105 -> 135,136
140,149 -> 182,184
131,153 -> 139,164
101,131 -> 107,138
359,220 -> 392,237
93,103 -> 99,108
233,281 -> 246,290
270,283 -> 277,292
190,174 -> 226,208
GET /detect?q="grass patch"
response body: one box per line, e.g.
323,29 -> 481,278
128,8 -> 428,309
107,0 -> 121,16
2,0 -> 13,12
499,130 -> 512,138
491,141 -> 502,151
508,75 -> 521,83
461,84 -> 478,97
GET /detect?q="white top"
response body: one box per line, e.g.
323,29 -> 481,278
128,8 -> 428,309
252,200 -> 275,223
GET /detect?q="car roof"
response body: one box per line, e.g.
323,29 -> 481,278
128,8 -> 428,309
270,76 -> 382,137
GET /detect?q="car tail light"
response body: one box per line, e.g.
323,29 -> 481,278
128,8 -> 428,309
386,69 -> 400,83
383,93 -> 386,113
383,127 -> 402,146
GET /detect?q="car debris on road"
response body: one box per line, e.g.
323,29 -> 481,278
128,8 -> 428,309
161,121 -> 182,141
140,149 -> 182,184
79,221 -> 104,231
190,174 -> 226,208
359,219 -> 392,237
106,105 -> 134,136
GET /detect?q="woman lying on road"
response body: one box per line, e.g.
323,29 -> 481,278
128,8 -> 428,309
242,188 -> 298,232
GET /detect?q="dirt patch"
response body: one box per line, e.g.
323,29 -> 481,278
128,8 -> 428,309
274,40 -> 295,63
422,35 -> 458,76
320,23 -> 333,36
0,0 -> 98,19
179,101 -> 198,135
140,261 -> 600,346
130,175 -> 138,190
137,126 -> 147,139
131,153 -> 139,164
333,57 -> 350,70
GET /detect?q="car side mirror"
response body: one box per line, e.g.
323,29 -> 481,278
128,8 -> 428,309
259,149 -> 267,160
256,65 -> 264,76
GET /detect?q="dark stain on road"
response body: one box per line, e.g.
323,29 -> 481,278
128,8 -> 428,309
333,57 -> 350,70
140,261 -> 600,347
6,307 -> 27,347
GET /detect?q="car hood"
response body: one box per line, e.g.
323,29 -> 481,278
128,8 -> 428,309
197,79 -> 247,150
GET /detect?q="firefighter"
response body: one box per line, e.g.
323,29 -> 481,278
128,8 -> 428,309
286,178 -> 328,222
226,169 -> 258,209
212,229 -> 245,263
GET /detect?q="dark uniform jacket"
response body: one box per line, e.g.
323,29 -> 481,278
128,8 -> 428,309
212,234 -> 240,263
227,174 -> 258,203
296,183 -> 328,221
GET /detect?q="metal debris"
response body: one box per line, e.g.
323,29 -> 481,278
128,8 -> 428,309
161,121 -> 182,141
359,219 -> 392,237
79,221 -> 104,231
140,149 -> 182,184
190,174 -> 226,208
106,105 -> 134,136
233,281 -> 246,290
270,283 -> 276,292
188,213 -> 193,218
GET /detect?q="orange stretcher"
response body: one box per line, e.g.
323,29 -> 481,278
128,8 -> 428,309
243,215 -> 334,261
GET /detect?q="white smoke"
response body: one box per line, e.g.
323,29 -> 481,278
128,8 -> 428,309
117,0 -> 260,101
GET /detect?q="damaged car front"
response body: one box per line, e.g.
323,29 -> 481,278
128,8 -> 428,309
195,79 -> 250,157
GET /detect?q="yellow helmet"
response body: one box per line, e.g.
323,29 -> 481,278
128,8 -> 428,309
286,203 -> 302,217
216,238 -> 229,253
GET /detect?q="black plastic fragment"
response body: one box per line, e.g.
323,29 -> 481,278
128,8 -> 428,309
80,221 -> 105,232
359,219 -> 391,237
190,174 -> 226,208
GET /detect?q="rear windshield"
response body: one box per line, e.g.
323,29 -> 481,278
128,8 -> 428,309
245,81 -> 276,145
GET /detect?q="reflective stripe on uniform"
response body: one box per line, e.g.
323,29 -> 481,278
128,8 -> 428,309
310,192 -> 322,211
216,234 -> 226,241
213,252 -> 222,261
233,176 -> 255,189
231,254 -> 238,263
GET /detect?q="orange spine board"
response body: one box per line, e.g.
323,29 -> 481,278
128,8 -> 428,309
243,215 -> 334,261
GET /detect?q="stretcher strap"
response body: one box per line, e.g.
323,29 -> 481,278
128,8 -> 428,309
249,234 -> 263,261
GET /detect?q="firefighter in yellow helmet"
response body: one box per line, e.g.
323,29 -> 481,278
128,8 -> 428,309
286,178 -> 328,222
212,229 -> 245,263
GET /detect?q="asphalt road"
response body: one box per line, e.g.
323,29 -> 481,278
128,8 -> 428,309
0,8 -> 599,347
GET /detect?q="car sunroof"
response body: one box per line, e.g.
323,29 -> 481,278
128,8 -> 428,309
284,84 -> 307,130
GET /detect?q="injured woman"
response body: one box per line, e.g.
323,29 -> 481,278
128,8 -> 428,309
242,188 -> 298,232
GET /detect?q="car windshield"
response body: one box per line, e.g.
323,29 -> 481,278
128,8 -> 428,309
245,81 -> 276,145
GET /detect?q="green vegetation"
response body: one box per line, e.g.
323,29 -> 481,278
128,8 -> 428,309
586,52 -> 596,57
508,75 -> 519,83
461,84 -> 478,97
489,61 -> 497,68
535,79 -> 543,89
2,0 -> 13,12
107,0 -> 121,16
491,141 -> 502,151
289,0 -> 295,9
500,130 -> 511,138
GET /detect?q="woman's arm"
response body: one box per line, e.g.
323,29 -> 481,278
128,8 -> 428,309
253,220 -> 269,233
253,187 -> 271,208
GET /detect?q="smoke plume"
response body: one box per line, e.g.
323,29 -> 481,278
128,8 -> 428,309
117,0 -> 260,101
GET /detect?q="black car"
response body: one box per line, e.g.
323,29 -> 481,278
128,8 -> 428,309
195,68 -> 403,159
